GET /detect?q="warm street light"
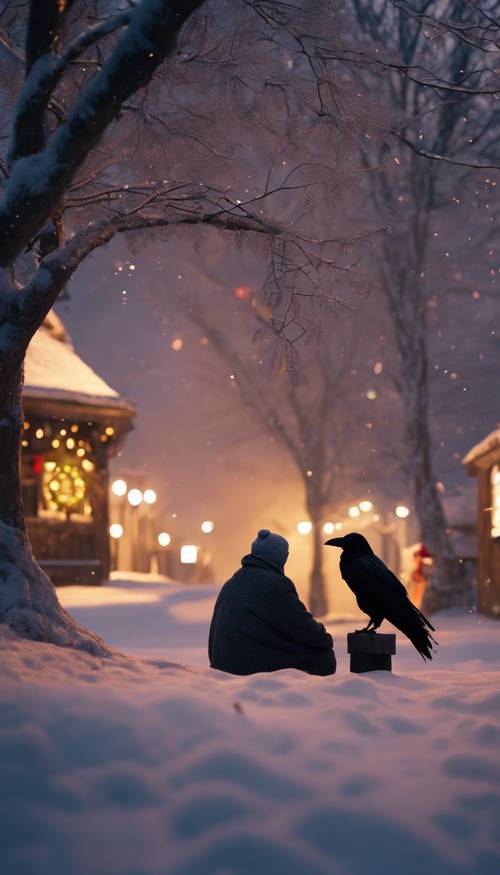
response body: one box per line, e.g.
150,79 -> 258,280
395,505 -> 410,519
297,521 -> 312,535
127,488 -> 143,507
109,523 -> 123,539
359,500 -> 373,512
158,532 -> 171,547
348,506 -> 360,518
181,545 -> 198,564
143,489 -> 157,505
112,479 -> 127,497
323,522 -> 335,535
201,520 -> 215,534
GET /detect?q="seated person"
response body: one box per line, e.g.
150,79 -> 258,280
208,529 -> 336,676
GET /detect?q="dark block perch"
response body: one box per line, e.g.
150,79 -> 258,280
347,632 -> 396,673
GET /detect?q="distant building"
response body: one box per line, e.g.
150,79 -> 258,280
22,312 -> 134,585
463,428 -> 500,618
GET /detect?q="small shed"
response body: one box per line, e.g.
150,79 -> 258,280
22,313 -> 135,585
463,428 -> 500,618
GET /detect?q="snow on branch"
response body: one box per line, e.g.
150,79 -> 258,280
9,11 -> 132,163
0,0 -> 207,268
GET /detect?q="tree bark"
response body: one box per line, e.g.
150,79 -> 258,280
307,503 -> 328,617
0,357 -> 110,654
397,312 -> 471,613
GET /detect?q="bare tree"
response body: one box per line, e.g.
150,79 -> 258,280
0,0 -> 351,650
341,0 -> 500,611
169,270 -> 366,615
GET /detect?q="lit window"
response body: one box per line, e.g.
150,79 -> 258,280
181,545 -> 198,564
491,465 -> 500,539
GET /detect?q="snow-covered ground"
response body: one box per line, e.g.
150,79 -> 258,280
2,574 -> 500,875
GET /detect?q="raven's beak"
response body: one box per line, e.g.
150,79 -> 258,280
325,537 -> 345,548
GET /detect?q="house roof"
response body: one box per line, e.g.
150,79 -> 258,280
463,428 -> 500,468
24,314 -> 134,416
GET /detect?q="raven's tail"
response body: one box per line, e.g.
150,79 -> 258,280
407,603 -> 438,661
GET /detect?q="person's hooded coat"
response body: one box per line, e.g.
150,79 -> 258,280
208,555 -> 336,676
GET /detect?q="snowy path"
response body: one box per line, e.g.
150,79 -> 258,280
1,575 -> 499,874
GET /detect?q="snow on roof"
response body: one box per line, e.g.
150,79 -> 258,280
24,324 -> 131,411
463,427 -> 500,467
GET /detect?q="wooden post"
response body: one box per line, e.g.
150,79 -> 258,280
347,632 -> 396,673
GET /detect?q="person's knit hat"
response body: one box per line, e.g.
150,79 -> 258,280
251,529 -> 289,570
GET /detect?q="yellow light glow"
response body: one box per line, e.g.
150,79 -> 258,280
112,479 -> 127,497
201,520 -> 214,534
171,337 -> 183,351
49,480 -> 60,491
45,461 -> 56,472
109,523 -> 123,539
359,500 -> 373,512
395,505 -> 410,519
35,428 -> 44,439
105,426 -> 115,436
158,532 -> 171,547
70,424 -> 79,433
51,438 -> 60,449
76,448 -> 85,457
82,459 -> 95,472
181,544 -> 198,564
323,522 -> 335,535
348,506 -> 360,518
143,489 -> 157,505
127,488 -> 143,507
23,421 -> 30,430
66,438 -> 75,450
60,428 -> 67,436
297,521 -> 312,535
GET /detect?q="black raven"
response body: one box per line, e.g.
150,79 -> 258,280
325,532 -> 437,660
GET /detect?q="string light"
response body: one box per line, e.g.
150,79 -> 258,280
395,505 -> 410,519
109,523 -> 123,539
112,479 -> 127,497
127,488 -> 143,507
297,521 -> 312,535
158,532 -> 171,547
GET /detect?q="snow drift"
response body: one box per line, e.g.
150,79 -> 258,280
1,578 -> 499,875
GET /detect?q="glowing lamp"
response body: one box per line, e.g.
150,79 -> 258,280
143,489 -> 157,505
127,488 -> 143,507
395,505 -> 410,519
201,520 -> 214,534
297,521 -> 312,535
158,532 -> 171,547
109,523 -> 123,539
112,479 -> 127,497
323,522 -> 335,535
348,506 -> 360,518
181,545 -> 198,564
359,500 -> 373,512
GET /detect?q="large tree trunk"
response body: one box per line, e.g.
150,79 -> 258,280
0,357 -> 110,654
307,503 -> 328,617
398,317 -> 471,613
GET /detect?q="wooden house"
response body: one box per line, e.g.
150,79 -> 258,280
22,313 -> 134,585
463,428 -> 500,618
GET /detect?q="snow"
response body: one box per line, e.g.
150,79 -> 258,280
463,428 -> 500,467
24,325 -> 132,409
1,575 -> 500,874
